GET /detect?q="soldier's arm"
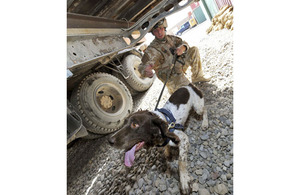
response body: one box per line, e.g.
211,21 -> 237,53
139,47 -> 162,78
173,36 -> 189,55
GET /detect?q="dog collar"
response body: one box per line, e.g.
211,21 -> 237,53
156,108 -> 184,147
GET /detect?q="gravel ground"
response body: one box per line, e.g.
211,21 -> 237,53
67,28 -> 233,195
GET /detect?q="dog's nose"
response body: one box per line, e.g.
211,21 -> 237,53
108,136 -> 115,145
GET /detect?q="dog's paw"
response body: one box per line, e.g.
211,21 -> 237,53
180,172 -> 191,195
201,120 -> 209,130
180,178 -> 191,195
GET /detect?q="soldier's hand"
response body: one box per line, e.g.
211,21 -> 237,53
144,64 -> 154,78
176,45 -> 186,56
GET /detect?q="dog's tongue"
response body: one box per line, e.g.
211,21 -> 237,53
124,142 -> 145,167
125,144 -> 137,167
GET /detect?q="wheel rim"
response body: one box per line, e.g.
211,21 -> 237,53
94,83 -> 124,115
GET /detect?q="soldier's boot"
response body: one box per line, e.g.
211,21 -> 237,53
192,74 -> 211,83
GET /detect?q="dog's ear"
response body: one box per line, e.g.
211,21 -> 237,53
151,116 -> 180,144
165,131 -> 180,144
151,117 -> 168,136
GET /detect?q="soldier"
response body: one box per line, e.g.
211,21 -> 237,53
139,18 -> 211,94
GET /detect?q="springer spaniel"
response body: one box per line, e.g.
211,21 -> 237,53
109,83 -> 208,194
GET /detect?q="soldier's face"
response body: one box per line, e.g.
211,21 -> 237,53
152,27 -> 165,40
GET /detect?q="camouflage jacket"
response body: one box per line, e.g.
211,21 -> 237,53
139,35 -> 189,81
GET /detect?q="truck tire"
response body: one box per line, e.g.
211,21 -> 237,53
71,72 -> 133,134
122,54 -> 155,92
112,71 -> 139,96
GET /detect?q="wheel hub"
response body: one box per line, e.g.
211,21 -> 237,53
95,84 -> 123,114
100,95 -> 113,109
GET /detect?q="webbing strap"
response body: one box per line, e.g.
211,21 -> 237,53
156,108 -> 184,147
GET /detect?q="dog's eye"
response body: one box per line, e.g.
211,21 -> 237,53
131,122 -> 139,129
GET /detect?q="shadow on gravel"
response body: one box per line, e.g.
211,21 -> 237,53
67,136 -> 108,186
196,82 -> 233,105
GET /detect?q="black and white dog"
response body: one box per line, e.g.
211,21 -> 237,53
109,83 -> 208,194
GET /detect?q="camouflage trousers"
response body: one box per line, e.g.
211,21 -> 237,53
161,46 -> 205,94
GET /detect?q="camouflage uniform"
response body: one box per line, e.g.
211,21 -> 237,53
139,35 -> 206,94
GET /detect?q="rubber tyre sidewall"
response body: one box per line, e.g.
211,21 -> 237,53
122,54 -> 155,92
112,71 -> 139,96
71,72 -> 133,134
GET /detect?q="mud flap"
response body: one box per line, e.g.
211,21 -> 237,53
67,101 -> 88,145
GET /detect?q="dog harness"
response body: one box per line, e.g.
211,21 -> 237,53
157,108 -> 184,147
